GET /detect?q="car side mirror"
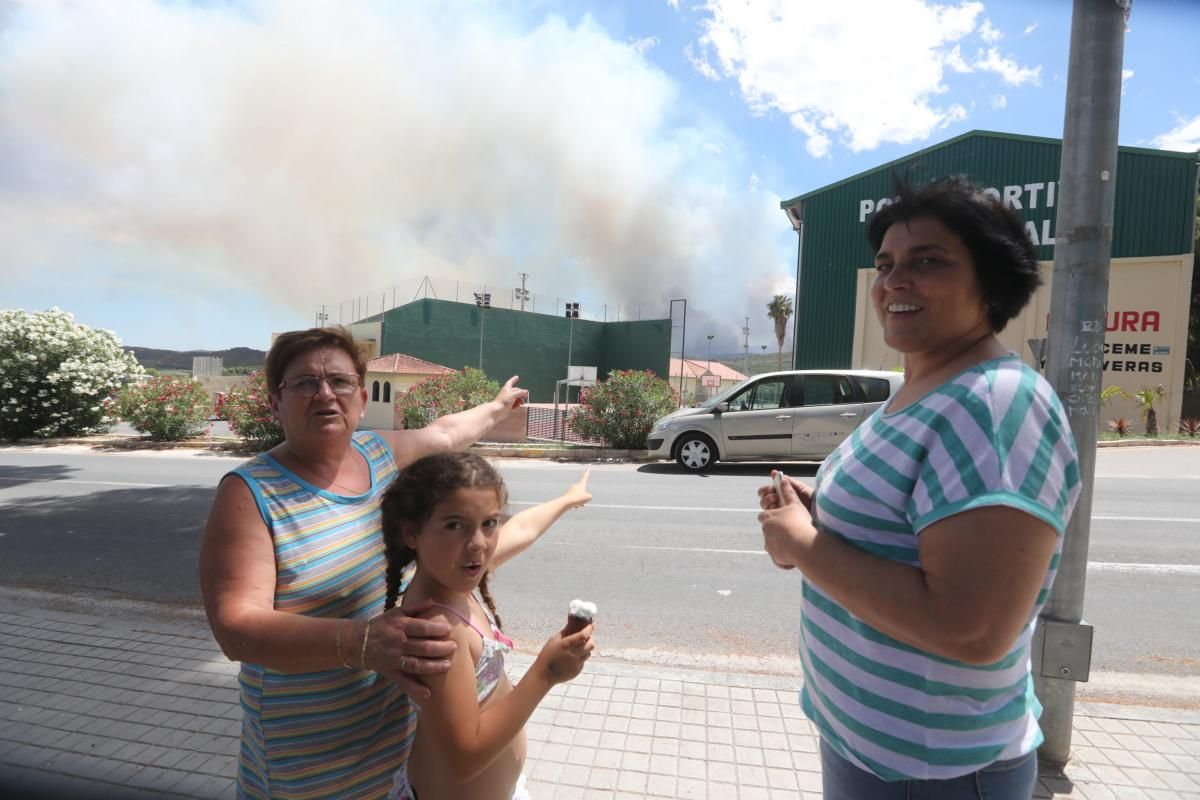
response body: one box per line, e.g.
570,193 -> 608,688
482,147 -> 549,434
715,401 -> 729,413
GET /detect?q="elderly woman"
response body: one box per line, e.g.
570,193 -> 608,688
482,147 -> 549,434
759,177 -> 1081,799
200,326 -> 528,799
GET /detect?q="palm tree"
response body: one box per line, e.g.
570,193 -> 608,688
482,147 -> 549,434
1131,384 -> 1167,436
1099,385 -> 1129,409
766,294 -> 793,371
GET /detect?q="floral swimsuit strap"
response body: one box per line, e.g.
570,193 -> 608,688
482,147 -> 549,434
427,595 -> 513,703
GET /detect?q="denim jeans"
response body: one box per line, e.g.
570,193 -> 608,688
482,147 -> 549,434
820,740 -> 1039,800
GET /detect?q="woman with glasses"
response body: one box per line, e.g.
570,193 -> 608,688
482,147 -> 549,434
199,326 -> 528,799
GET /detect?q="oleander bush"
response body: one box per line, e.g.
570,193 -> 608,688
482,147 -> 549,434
0,308 -> 144,441
396,368 -> 499,430
571,370 -> 678,449
216,370 -> 284,450
115,375 -> 212,441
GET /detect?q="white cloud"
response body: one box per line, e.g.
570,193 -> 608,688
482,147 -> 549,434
1152,113 -> 1200,152
748,172 -> 759,191
1023,22 -> 1039,35
1121,68 -> 1133,95
944,44 -> 972,73
666,0 -> 682,9
686,0 -> 986,155
703,141 -> 723,154
630,35 -> 660,54
979,18 -> 1002,43
974,47 -> 1041,85
684,42 -> 720,80
992,94 -> 1007,110
0,0 -> 791,345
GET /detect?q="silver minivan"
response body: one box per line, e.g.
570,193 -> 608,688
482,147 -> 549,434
646,370 -> 905,472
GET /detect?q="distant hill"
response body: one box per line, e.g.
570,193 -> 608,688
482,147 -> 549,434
717,350 -> 793,377
125,346 -> 266,372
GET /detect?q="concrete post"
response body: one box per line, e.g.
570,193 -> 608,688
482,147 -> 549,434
1035,0 -> 1130,767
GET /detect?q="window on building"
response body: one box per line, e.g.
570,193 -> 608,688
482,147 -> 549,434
383,382 -> 391,403
371,381 -> 380,402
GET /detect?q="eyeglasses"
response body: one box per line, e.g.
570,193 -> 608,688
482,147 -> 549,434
278,373 -> 361,397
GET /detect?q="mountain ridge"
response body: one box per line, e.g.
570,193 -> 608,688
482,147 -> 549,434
125,346 -> 266,372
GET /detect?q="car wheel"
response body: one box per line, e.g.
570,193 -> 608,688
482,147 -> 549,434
675,434 -> 717,472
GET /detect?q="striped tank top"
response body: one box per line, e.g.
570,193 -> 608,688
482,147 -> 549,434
232,431 -> 412,800
802,356 -> 1080,781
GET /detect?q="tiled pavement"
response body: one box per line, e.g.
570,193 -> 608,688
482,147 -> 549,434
1,598 -> 1197,799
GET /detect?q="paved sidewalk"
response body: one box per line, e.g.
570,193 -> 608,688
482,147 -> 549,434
1,599 -> 1197,799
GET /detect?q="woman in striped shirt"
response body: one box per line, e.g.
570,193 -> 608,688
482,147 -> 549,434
200,326 -> 528,799
758,177 -> 1081,799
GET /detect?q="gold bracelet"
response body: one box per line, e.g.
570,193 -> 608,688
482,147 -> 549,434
359,617 -> 374,671
335,621 -> 353,669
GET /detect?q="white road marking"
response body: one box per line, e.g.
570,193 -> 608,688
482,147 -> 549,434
1093,514 -> 1200,523
1,484 -> 1197,527
509,500 -> 757,513
512,500 -> 1200,525
1086,562 -> 1200,576
548,541 -> 1199,575
0,477 -> 168,488
1096,474 -> 1200,480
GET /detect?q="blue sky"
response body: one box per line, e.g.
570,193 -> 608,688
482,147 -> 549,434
1,0 -> 1197,355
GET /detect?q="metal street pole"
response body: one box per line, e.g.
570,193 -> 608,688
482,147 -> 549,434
1035,0 -> 1130,767
742,317 -> 750,377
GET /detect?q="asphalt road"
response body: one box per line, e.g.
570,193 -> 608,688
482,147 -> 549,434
0,443 -> 1197,703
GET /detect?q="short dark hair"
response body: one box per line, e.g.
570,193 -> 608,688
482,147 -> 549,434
866,175 -> 1041,332
264,326 -> 367,393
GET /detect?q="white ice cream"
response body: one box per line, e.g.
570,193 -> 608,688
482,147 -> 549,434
568,599 -> 597,621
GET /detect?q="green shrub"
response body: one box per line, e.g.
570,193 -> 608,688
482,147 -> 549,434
216,370 -> 284,450
571,370 -> 678,449
0,308 -> 144,441
116,376 -> 212,441
396,368 -> 499,430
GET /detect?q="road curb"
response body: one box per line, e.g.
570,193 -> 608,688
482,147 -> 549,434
1095,438 -> 1200,447
1,435 -> 660,462
10,434 -> 1197,459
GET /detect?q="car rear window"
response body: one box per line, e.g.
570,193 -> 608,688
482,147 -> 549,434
854,376 -> 893,402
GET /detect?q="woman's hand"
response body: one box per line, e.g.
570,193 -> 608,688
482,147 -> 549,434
757,470 -> 814,513
561,469 -> 592,510
535,625 -> 595,685
757,471 -> 818,571
495,376 -> 530,412
367,601 -> 458,699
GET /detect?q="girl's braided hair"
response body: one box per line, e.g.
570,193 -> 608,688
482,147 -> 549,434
380,452 -> 508,629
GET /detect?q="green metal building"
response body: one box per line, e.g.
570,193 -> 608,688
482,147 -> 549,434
780,129 -> 1198,370
365,298 -> 670,403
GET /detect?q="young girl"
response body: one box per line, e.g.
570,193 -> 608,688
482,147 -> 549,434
380,452 -> 595,800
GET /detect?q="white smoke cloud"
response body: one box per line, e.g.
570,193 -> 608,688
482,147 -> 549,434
0,0 -> 791,353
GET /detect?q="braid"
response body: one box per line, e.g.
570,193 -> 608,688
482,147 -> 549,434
380,476 -> 418,610
477,571 -> 503,631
